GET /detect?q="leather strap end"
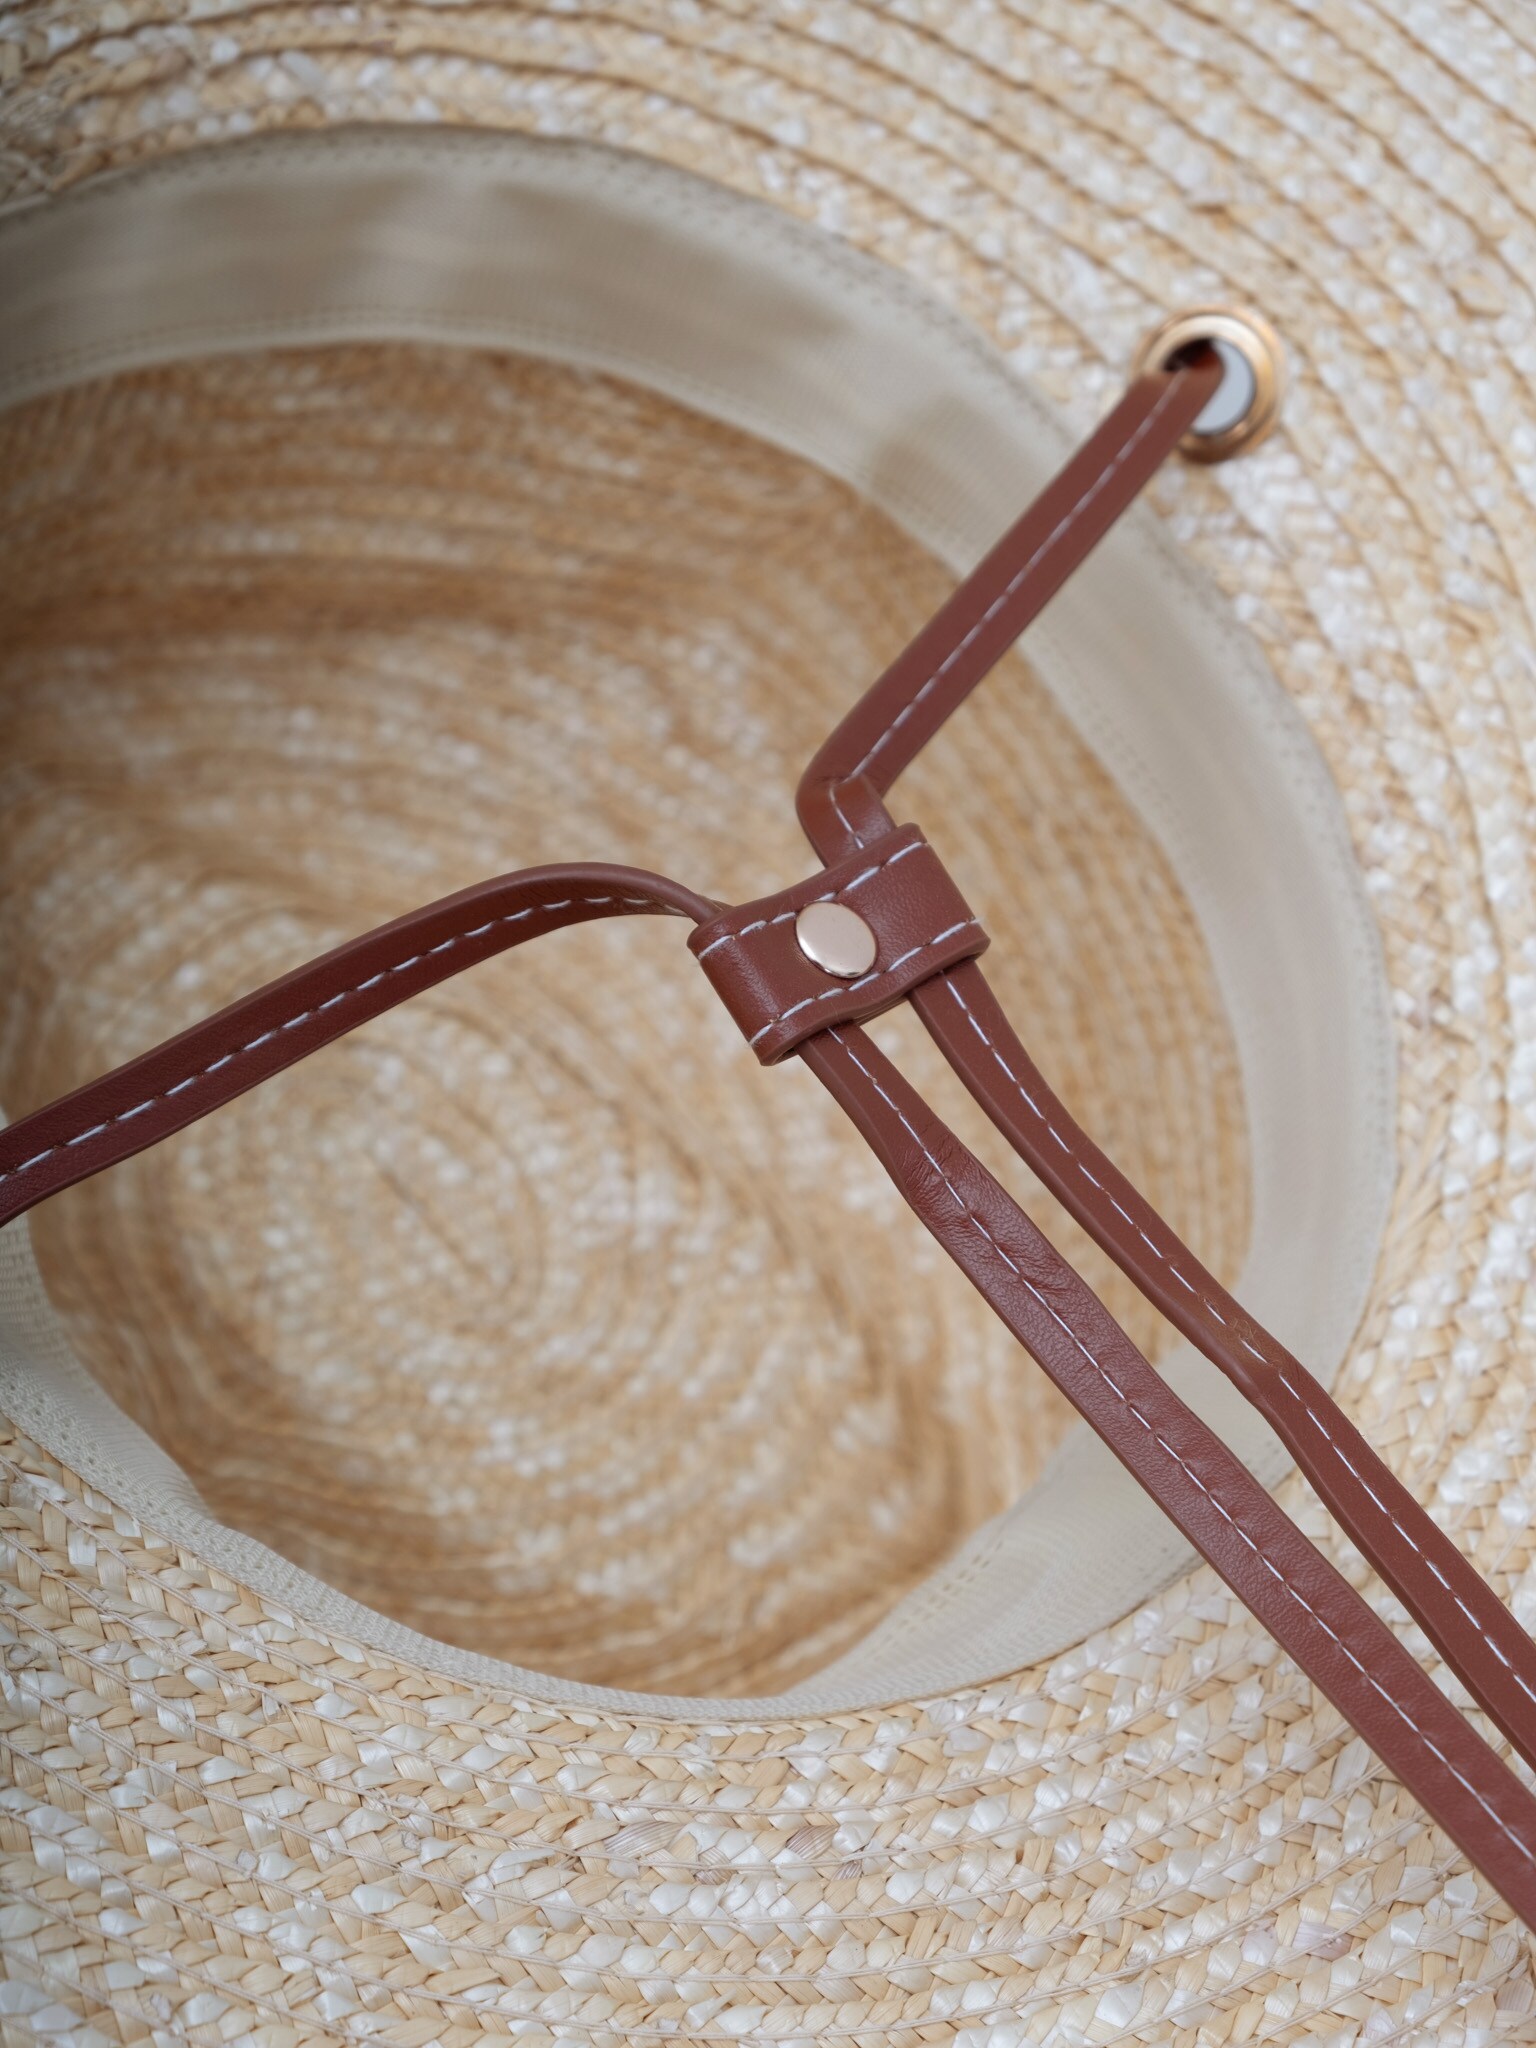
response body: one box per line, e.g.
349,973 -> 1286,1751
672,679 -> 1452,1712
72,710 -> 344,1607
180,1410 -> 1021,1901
691,826 -> 987,1063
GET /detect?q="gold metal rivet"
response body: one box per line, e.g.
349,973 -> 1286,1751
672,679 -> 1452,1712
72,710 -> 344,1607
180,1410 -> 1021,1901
1132,306 -> 1286,462
795,901 -> 878,978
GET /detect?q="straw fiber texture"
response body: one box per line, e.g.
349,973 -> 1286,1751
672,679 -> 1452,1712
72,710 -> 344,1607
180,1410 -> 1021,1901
5,3 -> 1536,2046
0,342 -> 1248,1698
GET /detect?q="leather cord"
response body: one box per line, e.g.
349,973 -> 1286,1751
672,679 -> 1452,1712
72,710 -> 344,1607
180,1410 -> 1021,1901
793,348 -> 1536,1832
800,1022 -> 1536,1922
797,349 -> 1224,855
913,957 -> 1536,1783
0,864 -> 714,1226
5,349 -> 1536,1919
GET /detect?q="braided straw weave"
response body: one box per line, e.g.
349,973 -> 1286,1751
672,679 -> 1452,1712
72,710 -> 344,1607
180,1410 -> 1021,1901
5,3 -> 1536,2044
0,342 -> 1248,1698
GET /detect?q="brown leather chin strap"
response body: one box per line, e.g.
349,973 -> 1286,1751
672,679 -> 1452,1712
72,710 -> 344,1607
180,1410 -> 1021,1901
5,347 -> 1536,1923
0,866 -> 715,1220
797,356 -> 1223,855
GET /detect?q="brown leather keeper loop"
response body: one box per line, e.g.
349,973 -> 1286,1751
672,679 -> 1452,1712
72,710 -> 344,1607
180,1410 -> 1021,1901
690,825 -> 987,1063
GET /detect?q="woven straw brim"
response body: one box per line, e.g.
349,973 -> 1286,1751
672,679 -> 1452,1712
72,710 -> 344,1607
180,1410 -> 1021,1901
5,4 -> 1536,2044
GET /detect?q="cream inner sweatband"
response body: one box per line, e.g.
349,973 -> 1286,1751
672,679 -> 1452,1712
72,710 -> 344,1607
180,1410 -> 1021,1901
0,128 -> 1394,1714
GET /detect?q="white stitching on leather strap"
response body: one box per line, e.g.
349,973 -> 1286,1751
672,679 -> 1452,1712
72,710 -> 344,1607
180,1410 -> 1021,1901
747,922 -> 978,1046
1274,1367 -> 1536,1716
694,909 -> 799,960
940,973 -> 1536,1721
841,839 -> 925,894
944,973 -> 1230,1310
825,1026 -> 1536,1867
830,777 -> 867,849
693,838 -> 924,961
841,374 -> 1185,791
0,893 -> 669,1190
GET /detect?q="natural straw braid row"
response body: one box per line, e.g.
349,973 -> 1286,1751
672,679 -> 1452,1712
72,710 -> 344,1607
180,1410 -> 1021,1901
1,1420 -> 1521,2048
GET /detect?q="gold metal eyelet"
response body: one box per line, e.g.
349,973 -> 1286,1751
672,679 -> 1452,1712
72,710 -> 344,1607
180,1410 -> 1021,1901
1133,306 -> 1285,462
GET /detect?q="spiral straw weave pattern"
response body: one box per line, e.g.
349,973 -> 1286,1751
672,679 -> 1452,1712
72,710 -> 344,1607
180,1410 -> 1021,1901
0,342 -> 1247,1700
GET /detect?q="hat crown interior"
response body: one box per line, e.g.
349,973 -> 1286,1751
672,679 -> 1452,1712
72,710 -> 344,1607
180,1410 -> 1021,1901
0,130 -> 1394,1713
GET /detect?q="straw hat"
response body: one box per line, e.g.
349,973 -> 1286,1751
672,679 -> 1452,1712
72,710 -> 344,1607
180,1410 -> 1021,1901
3,4 -> 1535,2041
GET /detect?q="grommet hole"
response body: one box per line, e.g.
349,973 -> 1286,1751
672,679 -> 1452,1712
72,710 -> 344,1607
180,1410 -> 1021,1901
1193,338 -> 1258,439
1134,307 -> 1285,462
